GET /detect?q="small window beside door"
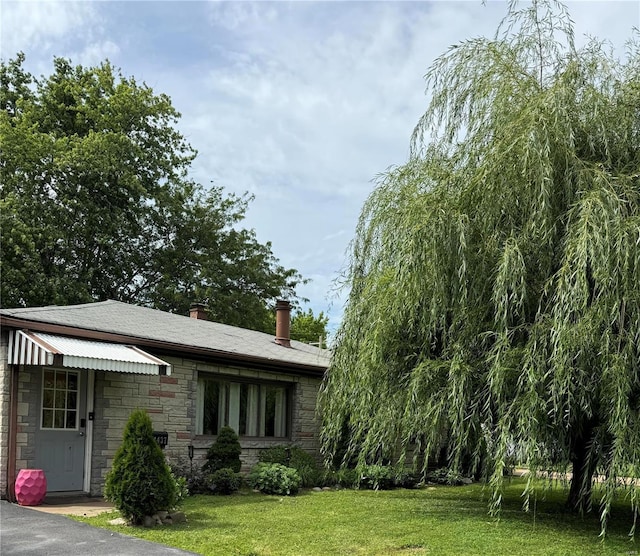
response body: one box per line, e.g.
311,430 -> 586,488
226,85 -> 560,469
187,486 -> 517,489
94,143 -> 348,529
41,369 -> 79,430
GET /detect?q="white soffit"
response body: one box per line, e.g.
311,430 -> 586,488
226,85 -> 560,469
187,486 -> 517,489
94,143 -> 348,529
8,330 -> 171,375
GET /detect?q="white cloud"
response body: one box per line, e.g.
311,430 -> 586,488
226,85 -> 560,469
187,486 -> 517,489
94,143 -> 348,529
73,40 -> 120,67
1,1 -> 94,58
163,0 -> 637,330
207,0 -> 279,32
1,0 -> 122,77
3,0 -> 638,333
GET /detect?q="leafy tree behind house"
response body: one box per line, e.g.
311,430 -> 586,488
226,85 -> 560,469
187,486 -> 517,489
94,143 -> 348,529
291,308 -> 329,346
262,307 -> 330,345
319,0 -> 639,535
0,53 -> 304,331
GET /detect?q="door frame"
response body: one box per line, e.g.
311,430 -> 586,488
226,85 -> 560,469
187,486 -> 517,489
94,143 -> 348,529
83,370 -> 94,493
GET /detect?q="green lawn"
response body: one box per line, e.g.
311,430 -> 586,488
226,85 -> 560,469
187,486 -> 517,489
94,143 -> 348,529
75,481 -> 639,555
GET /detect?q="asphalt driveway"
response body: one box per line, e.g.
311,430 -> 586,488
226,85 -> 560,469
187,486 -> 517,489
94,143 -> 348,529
0,501 -> 199,556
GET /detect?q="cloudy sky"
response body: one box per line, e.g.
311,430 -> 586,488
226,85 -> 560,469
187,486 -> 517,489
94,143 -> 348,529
2,0 -> 639,334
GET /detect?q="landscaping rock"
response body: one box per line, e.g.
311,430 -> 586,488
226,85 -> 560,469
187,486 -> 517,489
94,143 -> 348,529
460,477 -> 473,485
168,511 -> 187,524
322,487 -> 332,491
108,517 -> 127,526
312,487 -> 323,492
137,511 -> 186,526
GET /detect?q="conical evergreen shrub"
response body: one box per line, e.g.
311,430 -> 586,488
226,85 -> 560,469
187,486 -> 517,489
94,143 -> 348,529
104,409 -> 179,524
203,426 -> 242,473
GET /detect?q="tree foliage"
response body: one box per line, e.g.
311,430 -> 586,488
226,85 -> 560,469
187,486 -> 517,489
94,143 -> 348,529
0,54 -> 304,330
291,309 -> 329,345
319,0 -> 640,535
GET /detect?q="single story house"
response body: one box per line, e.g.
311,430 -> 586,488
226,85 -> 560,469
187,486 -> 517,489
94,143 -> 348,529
0,299 -> 329,499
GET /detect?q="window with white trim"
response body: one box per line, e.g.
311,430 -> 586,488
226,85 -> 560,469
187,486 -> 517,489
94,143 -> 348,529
196,376 -> 289,438
41,369 -> 79,430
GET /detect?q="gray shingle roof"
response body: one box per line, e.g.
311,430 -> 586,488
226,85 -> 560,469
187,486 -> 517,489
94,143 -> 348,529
0,300 -> 330,371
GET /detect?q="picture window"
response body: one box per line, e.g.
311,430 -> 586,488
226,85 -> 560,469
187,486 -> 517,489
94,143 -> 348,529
196,376 -> 289,438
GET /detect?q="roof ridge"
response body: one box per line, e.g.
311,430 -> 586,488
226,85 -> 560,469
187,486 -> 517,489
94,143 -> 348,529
0,300 -> 118,314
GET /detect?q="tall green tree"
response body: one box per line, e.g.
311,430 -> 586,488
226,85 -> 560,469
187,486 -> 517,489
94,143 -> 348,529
290,308 -> 329,346
1,54 -> 303,329
319,0 -> 639,535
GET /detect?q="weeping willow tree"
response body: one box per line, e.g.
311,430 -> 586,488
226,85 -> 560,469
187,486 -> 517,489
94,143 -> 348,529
319,0 -> 640,535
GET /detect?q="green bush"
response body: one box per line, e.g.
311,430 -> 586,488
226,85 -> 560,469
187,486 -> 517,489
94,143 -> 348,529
207,468 -> 242,495
258,445 -> 291,465
333,467 -> 359,488
320,467 -> 358,488
203,426 -> 242,473
248,463 -> 301,495
174,475 -> 189,504
104,409 -> 181,524
314,469 -> 336,488
322,466 -> 418,489
169,456 -> 209,495
357,464 -> 396,490
395,471 -> 421,489
425,467 -> 465,486
258,445 -> 320,487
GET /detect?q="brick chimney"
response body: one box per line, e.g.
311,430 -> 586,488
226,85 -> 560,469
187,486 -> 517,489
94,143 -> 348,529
189,302 -> 208,320
275,300 -> 291,348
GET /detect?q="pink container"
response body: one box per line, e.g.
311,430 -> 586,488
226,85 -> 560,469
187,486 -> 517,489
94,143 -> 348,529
15,469 -> 47,506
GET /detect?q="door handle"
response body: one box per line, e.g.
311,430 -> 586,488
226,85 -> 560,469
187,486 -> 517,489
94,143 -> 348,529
79,432 -> 85,436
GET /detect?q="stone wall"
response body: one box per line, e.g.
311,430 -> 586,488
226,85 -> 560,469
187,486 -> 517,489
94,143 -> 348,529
14,368 -> 39,471
90,356 -> 195,495
0,333 -> 10,497
91,358 -> 322,493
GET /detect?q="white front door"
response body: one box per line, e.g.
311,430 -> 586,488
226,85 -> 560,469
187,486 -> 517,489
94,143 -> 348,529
34,369 -> 87,491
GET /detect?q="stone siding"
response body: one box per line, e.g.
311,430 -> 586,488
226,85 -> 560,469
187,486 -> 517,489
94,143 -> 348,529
91,358 -> 322,493
0,343 -> 323,497
0,333 -> 10,497
90,356 -> 195,495
14,368 -> 39,471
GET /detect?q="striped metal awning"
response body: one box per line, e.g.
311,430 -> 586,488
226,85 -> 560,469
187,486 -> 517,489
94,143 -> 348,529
8,330 -> 171,375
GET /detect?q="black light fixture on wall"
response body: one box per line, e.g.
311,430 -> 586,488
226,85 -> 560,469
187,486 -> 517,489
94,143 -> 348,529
188,444 -> 194,473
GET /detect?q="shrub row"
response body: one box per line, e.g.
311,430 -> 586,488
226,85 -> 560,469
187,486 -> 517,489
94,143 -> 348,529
104,411 -> 431,525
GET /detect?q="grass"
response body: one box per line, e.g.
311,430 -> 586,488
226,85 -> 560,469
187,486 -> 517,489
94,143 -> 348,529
74,480 -> 639,555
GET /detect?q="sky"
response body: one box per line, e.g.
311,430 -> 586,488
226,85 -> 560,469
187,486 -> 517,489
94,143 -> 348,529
2,0 -> 639,336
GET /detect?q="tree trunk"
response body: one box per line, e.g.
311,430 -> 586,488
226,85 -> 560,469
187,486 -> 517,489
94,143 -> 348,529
567,423 -> 598,514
